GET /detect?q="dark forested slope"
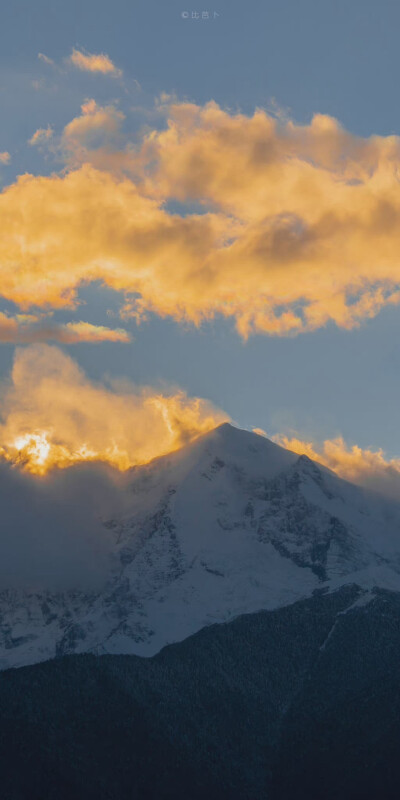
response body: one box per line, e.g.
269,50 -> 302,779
1,585 -> 400,800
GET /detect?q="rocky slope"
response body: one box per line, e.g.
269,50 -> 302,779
1,423 -> 400,669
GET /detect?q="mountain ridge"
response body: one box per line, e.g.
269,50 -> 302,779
0,423 -> 399,669
1,584 -> 399,799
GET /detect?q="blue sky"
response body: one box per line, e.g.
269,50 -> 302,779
1,0 -> 400,462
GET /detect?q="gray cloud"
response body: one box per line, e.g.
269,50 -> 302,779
0,462 -> 127,591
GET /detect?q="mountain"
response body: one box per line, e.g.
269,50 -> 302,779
1,585 -> 400,800
1,422 -> 400,670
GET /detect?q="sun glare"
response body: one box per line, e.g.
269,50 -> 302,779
13,432 -> 52,470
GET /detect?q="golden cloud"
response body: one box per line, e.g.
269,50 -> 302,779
0,152 -> 10,165
270,431 -> 400,497
62,100 -> 125,165
0,164 -> 232,314
28,126 -> 54,146
0,313 -> 130,344
0,344 -> 227,474
3,101 -> 400,335
56,321 -> 130,343
134,102 -> 400,335
68,48 -> 122,77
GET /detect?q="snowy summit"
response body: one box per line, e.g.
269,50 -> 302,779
1,423 -> 400,669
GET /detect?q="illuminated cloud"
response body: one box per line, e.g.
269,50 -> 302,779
3,101 -> 400,336
0,344 -> 228,474
132,101 -> 400,336
270,431 -> 400,498
0,312 -> 130,344
62,100 -> 125,164
0,152 -> 10,164
0,164 -> 231,313
55,321 -> 130,343
68,48 -> 122,77
28,126 -> 54,146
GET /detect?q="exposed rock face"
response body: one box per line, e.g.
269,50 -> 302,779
0,423 -> 400,669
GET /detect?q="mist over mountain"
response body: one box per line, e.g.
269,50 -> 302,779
0,461 -> 128,591
3,3 -> 400,797
1,422 -> 400,670
0,423 -> 399,798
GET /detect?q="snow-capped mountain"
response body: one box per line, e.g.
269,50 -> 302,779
1,422 -> 400,670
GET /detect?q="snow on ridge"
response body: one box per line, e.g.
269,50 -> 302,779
1,423 -> 400,670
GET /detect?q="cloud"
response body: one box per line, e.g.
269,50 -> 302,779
38,52 -> 55,66
4,101 -> 400,336
68,48 -> 122,77
0,164 -> 231,313
0,152 -> 10,164
28,126 -> 54,146
131,101 -> 400,336
0,312 -> 130,344
0,344 -> 228,474
0,459 -> 121,591
61,100 -> 125,163
53,321 -> 130,343
270,431 -> 400,499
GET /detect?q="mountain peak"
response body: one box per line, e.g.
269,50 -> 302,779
153,422 -> 298,490
1,418 -> 400,670
196,421 -> 276,450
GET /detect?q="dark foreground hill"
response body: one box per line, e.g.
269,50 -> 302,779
1,584 -> 400,800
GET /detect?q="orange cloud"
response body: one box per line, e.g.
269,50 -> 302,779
0,313 -> 130,344
0,344 -> 228,474
0,152 -> 10,164
270,431 -> 400,497
135,102 -> 400,334
4,101 -> 400,336
62,101 -> 125,164
55,322 -> 130,343
28,126 -> 54,146
0,164 -> 231,313
68,48 -> 122,77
